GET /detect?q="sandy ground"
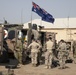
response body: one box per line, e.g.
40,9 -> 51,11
0,52 -> 75,75
0,61 -> 76,75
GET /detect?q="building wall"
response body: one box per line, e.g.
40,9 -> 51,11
41,28 -> 76,42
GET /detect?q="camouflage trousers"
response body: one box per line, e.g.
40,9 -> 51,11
58,51 -> 66,68
45,51 -> 53,66
14,51 -> 22,64
31,52 -> 38,65
22,50 -> 27,64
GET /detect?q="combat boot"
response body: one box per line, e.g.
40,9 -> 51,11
34,64 -> 37,67
48,66 -> 51,69
32,63 -> 34,66
44,66 -> 48,69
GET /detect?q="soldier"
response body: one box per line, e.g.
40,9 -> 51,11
66,42 -> 71,59
36,40 -> 42,65
73,41 -> 76,64
66,42 -> 71,51
14,38 -> 23,65
28,39 -> 41,67
22,40 -> 28,64
44,37 -> 54,69
57,40 -> 67,69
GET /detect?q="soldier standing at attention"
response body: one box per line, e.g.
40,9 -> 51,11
45,37 -> 54,69
58,40 -> 67,69
28,39 -> 41,67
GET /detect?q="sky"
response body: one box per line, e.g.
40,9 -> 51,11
0,0 -> 76,24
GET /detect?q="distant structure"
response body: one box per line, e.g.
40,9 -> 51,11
23,18 -> 76,42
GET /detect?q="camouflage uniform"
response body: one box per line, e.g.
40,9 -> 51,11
22,41 -> 28,64
73,41 -> 76,63
14,39 -> 22,64
28,40 -> 41,66
58,40 -> 67,69
66,42 -> 71,59
45,38 -> 53,69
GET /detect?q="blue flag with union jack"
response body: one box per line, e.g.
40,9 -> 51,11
32,2 -> 44,17
32,2 -> 55,23
41,9 -> 55,23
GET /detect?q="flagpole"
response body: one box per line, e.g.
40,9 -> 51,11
21,9 -> 23,24
31,0 -> 33,25
31,9 -> 32,25
40,18 -> 42,26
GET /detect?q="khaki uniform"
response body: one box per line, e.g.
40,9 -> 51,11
28,41 -> 41,65
45,40 -> 53,68
37,40 -> 42,65
58,42 -> 67,68
14,39 -> 22,64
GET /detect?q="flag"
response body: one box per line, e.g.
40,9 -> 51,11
32,2 -> 55,23
42,17 -> 54,23
41,9 -> 55,23
32,2 -> 44,17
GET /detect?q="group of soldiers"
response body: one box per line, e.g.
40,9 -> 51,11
13,35 -> 76,70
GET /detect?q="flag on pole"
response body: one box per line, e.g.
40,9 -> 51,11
32,2 -> 44,17
32,2 -> 55,23
41,9 -> 55,23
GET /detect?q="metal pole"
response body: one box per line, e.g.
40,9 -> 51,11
31,1 -> 33,25
21,9 -> 23,24
40,18 -> 42,26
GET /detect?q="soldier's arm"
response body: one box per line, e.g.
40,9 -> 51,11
28,44 -> 32,49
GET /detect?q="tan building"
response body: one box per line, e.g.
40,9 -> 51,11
41,28 -> 76,42
23,18 -> 76,42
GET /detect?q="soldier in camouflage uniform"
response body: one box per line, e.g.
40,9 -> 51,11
22,40 -> 28,64
28,39 -> 41,67
73,41 -> 76,64
66,42 -> 71,59
58,40 -> 67,69
14,38 -> 23,64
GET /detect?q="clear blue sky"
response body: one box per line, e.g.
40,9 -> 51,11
0,0 -> 76,24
